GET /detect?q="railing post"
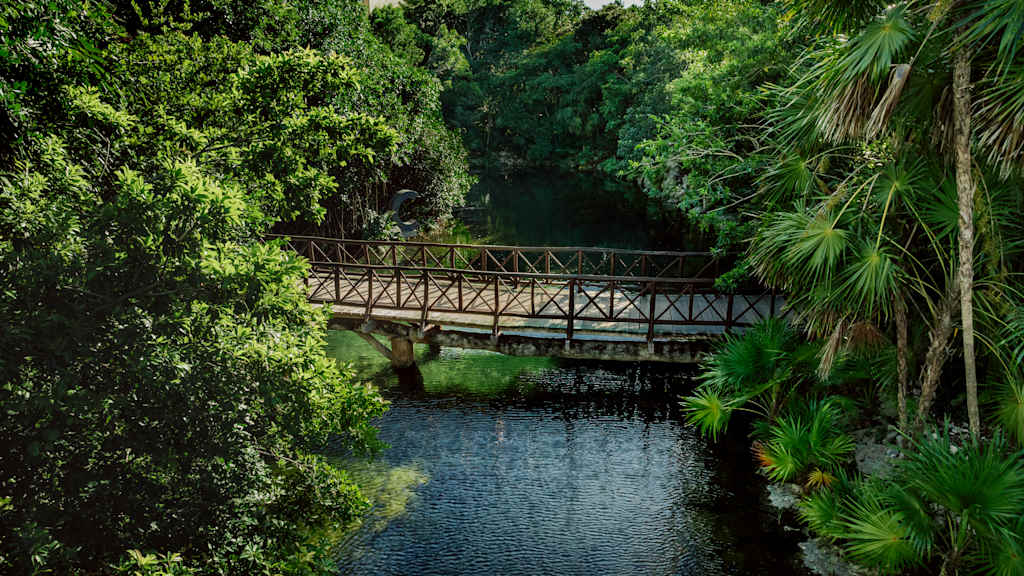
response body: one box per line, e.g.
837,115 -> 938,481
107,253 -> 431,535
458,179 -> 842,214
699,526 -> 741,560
530,278 -> 536,315
608,280 -> 615,319
421,268 -> 429,334
640,254 -> 647,277
726,292 -> 735,333
609,251 -> 615,276
364,269 -> 374,319
513,248 -> 519,289
304,241 -> 313,291
334,242 -> 342,301
457,272 -> 463,311
395,266 -> 402,307
566,278 -> 575,348
647,281 -> 656,353
545,251 -> 551,274
492,275 -> 500,342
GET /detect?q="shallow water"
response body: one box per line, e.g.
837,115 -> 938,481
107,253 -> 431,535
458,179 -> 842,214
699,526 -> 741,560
328,332 -> 806,576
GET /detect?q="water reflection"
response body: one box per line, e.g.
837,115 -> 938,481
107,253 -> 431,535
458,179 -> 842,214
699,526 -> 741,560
327,331 -> 805,576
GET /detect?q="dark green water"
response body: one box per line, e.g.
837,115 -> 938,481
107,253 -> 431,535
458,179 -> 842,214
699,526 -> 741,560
462,171 -> 664,249
330,172 -> 805,575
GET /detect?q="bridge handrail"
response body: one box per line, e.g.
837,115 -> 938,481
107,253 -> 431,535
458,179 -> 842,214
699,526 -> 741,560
303,260 -> 736,288
269,234 -> 743,282
266,233 -> 729,258
274,234 -> 785,344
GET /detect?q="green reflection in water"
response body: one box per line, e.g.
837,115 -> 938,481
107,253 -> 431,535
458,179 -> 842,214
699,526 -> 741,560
337,460 -> 429,533
325,330 -> 556,398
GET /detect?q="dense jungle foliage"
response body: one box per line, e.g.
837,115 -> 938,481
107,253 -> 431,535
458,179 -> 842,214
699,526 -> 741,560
0,0 -> 469,573
4,0 -> 1024,574
375,0 -> 797,250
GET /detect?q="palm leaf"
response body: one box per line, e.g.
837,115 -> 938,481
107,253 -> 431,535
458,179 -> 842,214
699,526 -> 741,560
782,0 -> 887,34
958,0 -> 1024,73
833,241 -> 901,320
839,489 -> 921,573
975,64 -> 1024,178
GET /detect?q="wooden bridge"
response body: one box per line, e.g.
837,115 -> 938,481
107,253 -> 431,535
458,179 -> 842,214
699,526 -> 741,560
272,235 -> 785,364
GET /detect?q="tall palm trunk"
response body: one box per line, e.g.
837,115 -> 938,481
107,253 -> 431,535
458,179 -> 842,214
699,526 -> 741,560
895,296 -> 910,432
953,48 -> 980,436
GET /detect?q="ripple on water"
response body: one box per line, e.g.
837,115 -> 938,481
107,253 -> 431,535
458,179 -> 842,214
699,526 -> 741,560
326,331 -> 806,576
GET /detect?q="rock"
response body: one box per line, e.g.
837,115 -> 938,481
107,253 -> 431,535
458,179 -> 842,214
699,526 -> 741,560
853,427 -> 895,477
766,483 -> 803,512
799,538 -> 868,576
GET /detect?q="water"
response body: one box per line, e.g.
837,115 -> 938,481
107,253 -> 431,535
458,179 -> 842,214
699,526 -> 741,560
328,332 -> 807,575
463,171 -> 665,249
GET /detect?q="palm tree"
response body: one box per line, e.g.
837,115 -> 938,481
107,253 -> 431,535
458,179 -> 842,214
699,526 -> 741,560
764,0 -> 1024,435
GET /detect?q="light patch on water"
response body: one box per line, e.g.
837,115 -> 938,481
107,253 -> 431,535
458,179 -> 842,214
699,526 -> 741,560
341,460 -> 429,532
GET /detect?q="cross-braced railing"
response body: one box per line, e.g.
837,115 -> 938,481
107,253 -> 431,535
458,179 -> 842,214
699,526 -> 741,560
270,234 -> 784,345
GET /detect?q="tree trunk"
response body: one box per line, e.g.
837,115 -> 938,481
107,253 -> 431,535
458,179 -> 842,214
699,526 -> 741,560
914,281 -> 959,432
895,296 -> 910,432
953,48 -> 980,436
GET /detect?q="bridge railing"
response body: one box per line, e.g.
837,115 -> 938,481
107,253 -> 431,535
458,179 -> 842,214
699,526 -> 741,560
267,234 -> 741,281
270,235 -> 784,342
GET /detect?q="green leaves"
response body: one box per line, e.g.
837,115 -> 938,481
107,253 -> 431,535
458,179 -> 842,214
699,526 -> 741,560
782,0 -> 887,34
837,7 -> 916,84
837,242 -> 900,320
682,390 -> 733,441
757,397 -> 855,482
839,490 -> 921,573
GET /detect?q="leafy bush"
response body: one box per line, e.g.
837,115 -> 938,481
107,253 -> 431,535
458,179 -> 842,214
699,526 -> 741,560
0,1 -> 440,573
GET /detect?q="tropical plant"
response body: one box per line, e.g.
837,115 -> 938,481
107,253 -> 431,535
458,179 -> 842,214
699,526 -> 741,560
769,0 -> 1024,436
804,428 -> 1024,575
755,397 -> 855,485
682,318 -> 817,438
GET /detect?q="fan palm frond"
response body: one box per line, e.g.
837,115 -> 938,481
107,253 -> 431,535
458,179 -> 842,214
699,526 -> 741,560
782,0 -> 887,34
800,483 -> 847,538
905,430 -> 1024,530
975,64 -> 1024,179
959,0 -> 1024,73
833,241 -> 902,320
992,376 -> 1024,445
839,488 -> 921,573
806,7 -> 917,143
681,390 -> 734,441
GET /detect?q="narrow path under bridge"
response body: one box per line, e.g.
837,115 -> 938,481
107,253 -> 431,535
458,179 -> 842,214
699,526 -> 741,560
272,235 -> 786,364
